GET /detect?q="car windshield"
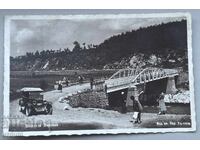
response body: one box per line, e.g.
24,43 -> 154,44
29,92 -> 43,100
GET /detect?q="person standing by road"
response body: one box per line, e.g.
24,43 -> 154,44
58,80 -> 63,93
64,77 -> 69,86
90,77 -> 94,90
104,84 -> 108,98
78,75 -> 84,84
131,95 -> 143,124
157,92 -> 167,115
121,91 -> 127,114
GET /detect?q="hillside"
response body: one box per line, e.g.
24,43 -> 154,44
10,20 -> 188,71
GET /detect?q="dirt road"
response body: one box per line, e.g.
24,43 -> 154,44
9,83 -> 191,131
10,97 -> 191,131
43,83 -> 90,102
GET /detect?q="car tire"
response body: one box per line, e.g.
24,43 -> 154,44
46,106 -> 53,115
25,107 -> 32,116
19,106 -> 22,112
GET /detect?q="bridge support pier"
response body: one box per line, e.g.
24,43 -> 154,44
106,68 -> 179,109
126,85 -> 142,107
126,86 -> 136,107
166,76 -> 178,94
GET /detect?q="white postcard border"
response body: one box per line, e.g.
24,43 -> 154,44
3,12 -> 196,136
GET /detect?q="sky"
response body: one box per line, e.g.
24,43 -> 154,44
10,16 -> 186,57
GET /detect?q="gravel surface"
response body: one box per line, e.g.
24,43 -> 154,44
9,84 -> 191,131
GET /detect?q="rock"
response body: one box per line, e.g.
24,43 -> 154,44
63,106 -> 69,110
63,104 -> 72,110
164,90 -> 190,104
58,97 -> 64,103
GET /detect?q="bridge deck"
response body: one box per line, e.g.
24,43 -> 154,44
105,68 -> 178,93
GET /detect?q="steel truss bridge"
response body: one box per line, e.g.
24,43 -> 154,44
105,68 -> 178,93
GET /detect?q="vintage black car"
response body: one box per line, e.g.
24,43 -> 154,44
19,87 -> 53,116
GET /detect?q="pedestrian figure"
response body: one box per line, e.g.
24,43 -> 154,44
90,77 -> 94,90
121,91 -> 127,114
157,92 -> 167,115
65,79 -> 69,86
78,76 -> 81,83
64,77 -> 69,86
104,84 -> 107,93
81,76 -> 84,83
131,96 -> 143,124
63,77 -> 66,82
63,77 -> 67,87
104,84 -> 108,98
78,75 -> 84,84
138,91 -> 144,102
58,80 -> 62,93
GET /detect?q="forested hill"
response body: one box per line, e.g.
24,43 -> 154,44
11,20 -> 188,71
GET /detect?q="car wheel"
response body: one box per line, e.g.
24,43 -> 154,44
19,106 -> 22,112
46,106 -> 53,115
25,107 -> 32,116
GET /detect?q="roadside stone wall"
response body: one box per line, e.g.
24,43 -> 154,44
65,90 -> 108,109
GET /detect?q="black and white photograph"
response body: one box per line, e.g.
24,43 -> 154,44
3,13 -> 195,136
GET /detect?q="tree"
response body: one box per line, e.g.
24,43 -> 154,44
82,43 -> 86,50
35,50 -> 40,57
64,48 -> 71,53
72,41 -> 82,52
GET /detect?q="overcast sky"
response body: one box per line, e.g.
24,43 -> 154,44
10,16 -> 186,57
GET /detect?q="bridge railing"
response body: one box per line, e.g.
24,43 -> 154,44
107,68 -> 143,88
132,68 -> 178,84
109,68 -> 142,80
105,68 -> 179,90
105,76 -> 133,88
